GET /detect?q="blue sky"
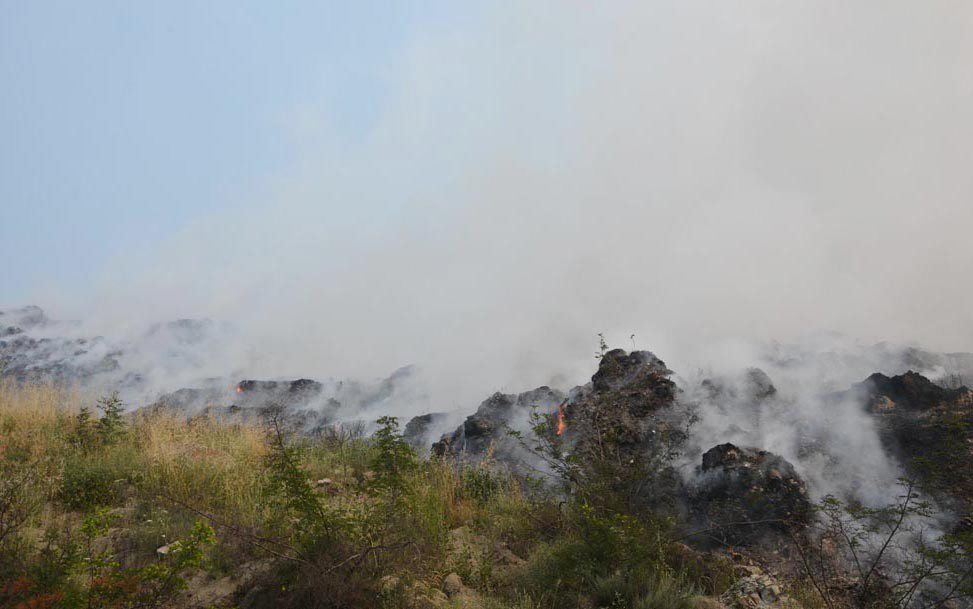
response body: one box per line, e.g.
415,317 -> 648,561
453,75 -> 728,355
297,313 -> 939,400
1,1 -> 455,303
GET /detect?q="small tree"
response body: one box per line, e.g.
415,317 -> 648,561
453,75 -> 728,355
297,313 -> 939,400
96,392 -> 126,444
72,406 -> 97,450
263,411 -> 338,551
793,480 -> 973,609
369,416 -> 416,498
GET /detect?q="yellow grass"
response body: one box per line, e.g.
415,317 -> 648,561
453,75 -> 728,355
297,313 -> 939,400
0,380 -> 271,523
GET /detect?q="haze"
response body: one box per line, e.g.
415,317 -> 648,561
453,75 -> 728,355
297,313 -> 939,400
3,1 -> 972,402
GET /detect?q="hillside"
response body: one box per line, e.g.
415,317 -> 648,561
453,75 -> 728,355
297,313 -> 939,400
1,344 -> 971,609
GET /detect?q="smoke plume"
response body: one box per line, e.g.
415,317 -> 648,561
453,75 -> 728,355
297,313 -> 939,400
15,2 -> 973,431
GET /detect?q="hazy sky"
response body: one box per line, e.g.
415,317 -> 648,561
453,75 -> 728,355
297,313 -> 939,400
1,1 -> 449,298
3,2 -> 973,394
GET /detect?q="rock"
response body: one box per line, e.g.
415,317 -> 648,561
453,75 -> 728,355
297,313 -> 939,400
442,573 -> 468,598
182,559 -> 273,608
691,443 -> 811,546
412,588 -> 449,609
734,565 -> 765,578
380,575 -> 401,593
442,525 -> 524,584
721,572 -> 800,609
156,542 -> 177,555
493,541 -> 525,566
691,596 -> 730,609
742,368 -> 778,401
233,378 -> 326,412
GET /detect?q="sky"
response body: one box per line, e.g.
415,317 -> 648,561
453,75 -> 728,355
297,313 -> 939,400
3,1 -> 973,398
1,1 -> 446,297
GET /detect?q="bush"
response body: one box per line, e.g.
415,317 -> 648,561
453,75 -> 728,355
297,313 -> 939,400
370,416 -> 417,496
793,480 -> 973,609
59,454 -> 131,510
95,392 -> 126,444
460,463 -> 509,503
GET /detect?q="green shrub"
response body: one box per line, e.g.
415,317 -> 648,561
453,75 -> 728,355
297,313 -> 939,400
460,464 -> 509,503
59,454 -> 131,510
590,570 -> 696,609
370,416 -> 417,496
96,392 -> 126,444
71,406 -> 97,450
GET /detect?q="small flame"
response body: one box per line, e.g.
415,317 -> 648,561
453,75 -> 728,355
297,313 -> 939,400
555,402 -> 567,436
235,386 -> 243,394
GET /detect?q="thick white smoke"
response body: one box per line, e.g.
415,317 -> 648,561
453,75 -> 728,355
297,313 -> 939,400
25,1 -> 973,416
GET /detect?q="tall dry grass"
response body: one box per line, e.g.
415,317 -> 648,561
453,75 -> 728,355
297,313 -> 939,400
0,382 -> 703,609
0,381 -> 271,522
0,380 -> 84,459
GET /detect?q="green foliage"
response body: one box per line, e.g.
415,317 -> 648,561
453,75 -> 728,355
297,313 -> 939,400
59,455 -> 130,510
370,416 -> 417,496
128,521 -> 216,607
0,458 -> 41,579
262,415 -> 344,550
71,406 -> 97,450
911,409 -> 972,499
500,337 -> 691,609
460,463 -> 509,503
3,508 -> 215,609
70,393 -> 126,452
510,503 -> 680,609
589,570 -> 696,609
2,381 -> 708,609
96,392 -> 126,444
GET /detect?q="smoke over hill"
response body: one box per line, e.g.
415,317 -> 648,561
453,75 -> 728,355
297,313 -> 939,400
10,2 -> 970,413
4,3 -> 973,608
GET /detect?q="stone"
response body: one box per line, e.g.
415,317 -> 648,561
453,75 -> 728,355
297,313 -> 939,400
442,573 -> 467,598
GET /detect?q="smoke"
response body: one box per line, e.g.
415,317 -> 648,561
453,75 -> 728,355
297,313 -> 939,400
675,354 -> 898,507
24,1 -> 973,415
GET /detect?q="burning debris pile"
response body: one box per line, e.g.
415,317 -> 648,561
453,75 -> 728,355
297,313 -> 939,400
0,306 -> 433,434
147,366 -> 428,434
146,378 -> 331,429
844,370 -> 973,521
2,305 -> 973,608
0,305 -> 122,385
0,306 -> 238,393
690,443 -> 811,547
428,349 -> 680,465
430,386 -> 563,461
3,304 -> 972,560
415,346 -> 972,559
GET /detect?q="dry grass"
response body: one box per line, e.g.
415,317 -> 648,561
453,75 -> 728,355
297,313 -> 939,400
0,380 -> 83,459
0,382 -> 701,609
0,381 -> 271,522
134,411 -> 269,522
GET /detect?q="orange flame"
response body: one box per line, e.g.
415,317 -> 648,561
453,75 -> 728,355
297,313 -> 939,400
555,402 -> 566,436
235,386 -> 243,394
